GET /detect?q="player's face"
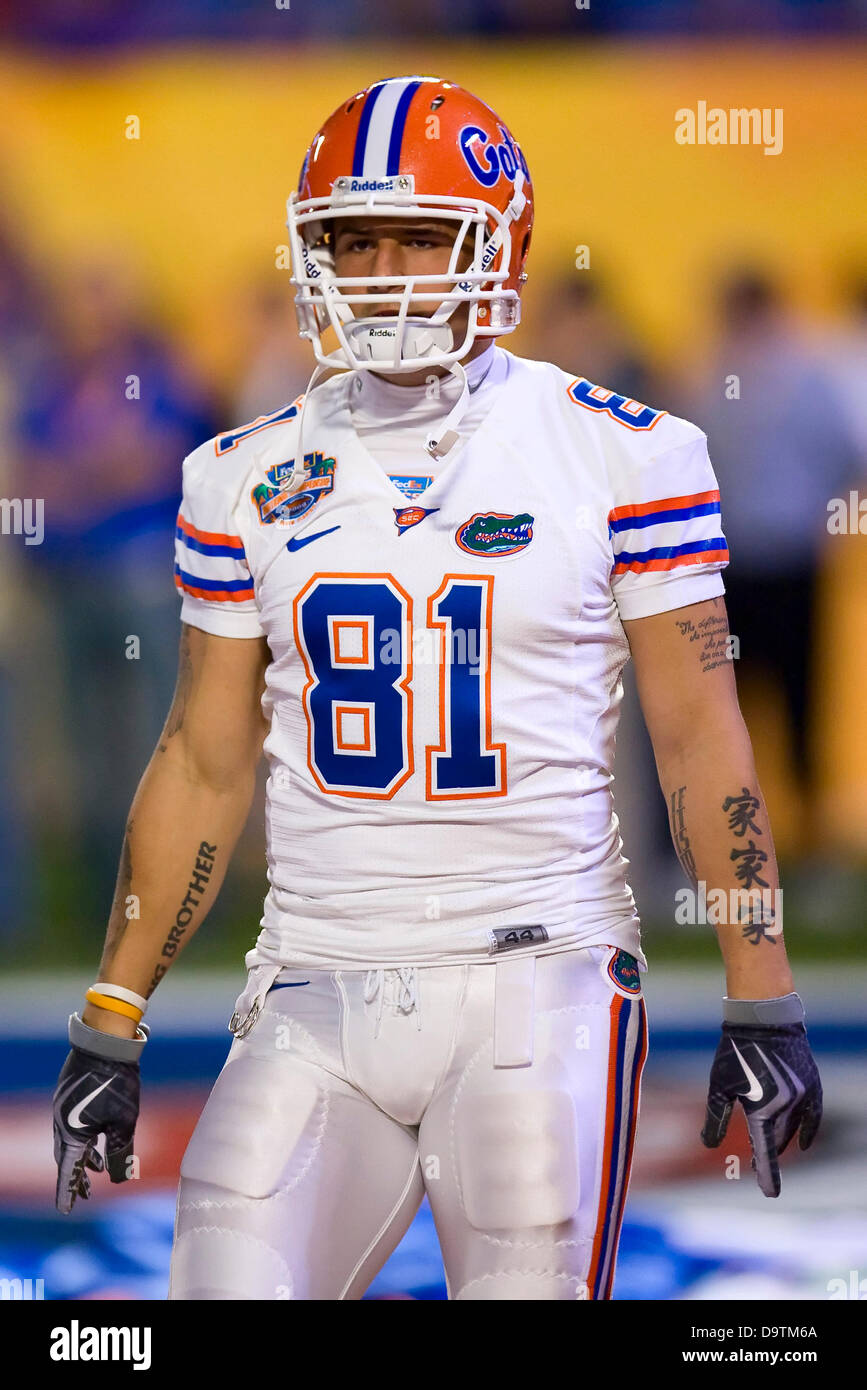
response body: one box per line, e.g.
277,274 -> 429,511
331,216 -> 480,377
332,216 -> 474,306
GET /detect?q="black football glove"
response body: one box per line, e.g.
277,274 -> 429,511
701,992 -> 822,1197
53,1012 -> 148,1214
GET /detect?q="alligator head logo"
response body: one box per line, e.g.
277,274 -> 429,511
607,949 -> 642,996
455,511 -> 534,556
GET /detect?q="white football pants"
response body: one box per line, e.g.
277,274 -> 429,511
168,944 -> 647,1300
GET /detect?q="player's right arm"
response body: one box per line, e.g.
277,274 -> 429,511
54,438 -> 271,1212
53,620 -> 269,1212
82,621 -> 270,1041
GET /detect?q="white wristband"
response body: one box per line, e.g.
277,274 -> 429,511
91,982 -> 149,1015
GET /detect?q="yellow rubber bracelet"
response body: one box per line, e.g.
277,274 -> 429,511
85,989 -> 144,1023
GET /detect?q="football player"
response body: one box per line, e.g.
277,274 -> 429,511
54,75 -> 822,1300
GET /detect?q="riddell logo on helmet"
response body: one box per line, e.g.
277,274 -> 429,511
344,177 -> 402,193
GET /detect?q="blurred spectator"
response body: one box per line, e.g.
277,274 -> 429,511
0,214 -> 48,936
12,255 -> 218,927
2,0 -> 863,42
229,274 -> 314,425
529,271 -> 655,405
681,267 -> 861,848
817,266 -> 867,474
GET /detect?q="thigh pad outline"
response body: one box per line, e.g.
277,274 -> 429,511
455,1086 -> 580,1230
180,1054 -> 325,1200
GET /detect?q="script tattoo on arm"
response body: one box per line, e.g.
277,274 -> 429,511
668,786 -> 698,887
147,841 -> 218,995
674,599 -> 730,673
158,625 -> 193,752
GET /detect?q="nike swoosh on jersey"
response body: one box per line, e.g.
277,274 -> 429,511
286,525 -> 341,552
68,1076 -> 116,1129
731,1041 -> 764,1102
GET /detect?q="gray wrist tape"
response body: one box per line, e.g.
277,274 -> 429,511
68,1011 -> 150,1063
722,992 -> 805,1027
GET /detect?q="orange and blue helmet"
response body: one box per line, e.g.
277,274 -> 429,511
286,75 -> 534,373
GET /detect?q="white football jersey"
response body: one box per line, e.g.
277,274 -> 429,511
174,348 -> 729,971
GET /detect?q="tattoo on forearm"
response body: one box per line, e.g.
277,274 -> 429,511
731,837 -> 773,933
158,626 -> 193,752
147,841 -> 217,995
667,782 -> 778,945
669,786 -> 698,886
722,787 -> 761,837
674,601 -> 730,672
738,900 -> 778,946
720,785 -> 775,942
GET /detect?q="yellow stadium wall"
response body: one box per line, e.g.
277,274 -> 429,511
0,41 -> 864,851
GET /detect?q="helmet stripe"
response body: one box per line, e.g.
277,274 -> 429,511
386,79 -> 422,174
360,77 -> 417,176
352,80 -> 386,176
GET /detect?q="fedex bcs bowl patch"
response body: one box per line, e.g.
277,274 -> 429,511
250,452 -> 336,526
455,511 -> 534,556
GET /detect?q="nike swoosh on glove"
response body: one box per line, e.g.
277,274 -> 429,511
53,1047 -> 142,1214
701,1021 -> 822,1197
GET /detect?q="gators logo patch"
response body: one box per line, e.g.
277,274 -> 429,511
251,451 -> 336,526
606,948 -> 642,997
455,511 -> 534,556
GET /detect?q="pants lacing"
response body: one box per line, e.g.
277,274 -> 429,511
362,967 -> 422,1038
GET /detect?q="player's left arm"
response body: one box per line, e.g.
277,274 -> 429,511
623,594 -> 788,996
623,594 -> 822,1195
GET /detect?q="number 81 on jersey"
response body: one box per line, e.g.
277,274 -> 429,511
292,573 -> 507,801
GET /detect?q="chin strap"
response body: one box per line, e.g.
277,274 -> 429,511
252,360 -> 331,492
294,361 -> 331,474
426,348 -> 501,459
425,361 -> 470,459
278,349 -> 486,484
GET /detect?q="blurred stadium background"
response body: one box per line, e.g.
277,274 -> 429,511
0,0 -> 865,1300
